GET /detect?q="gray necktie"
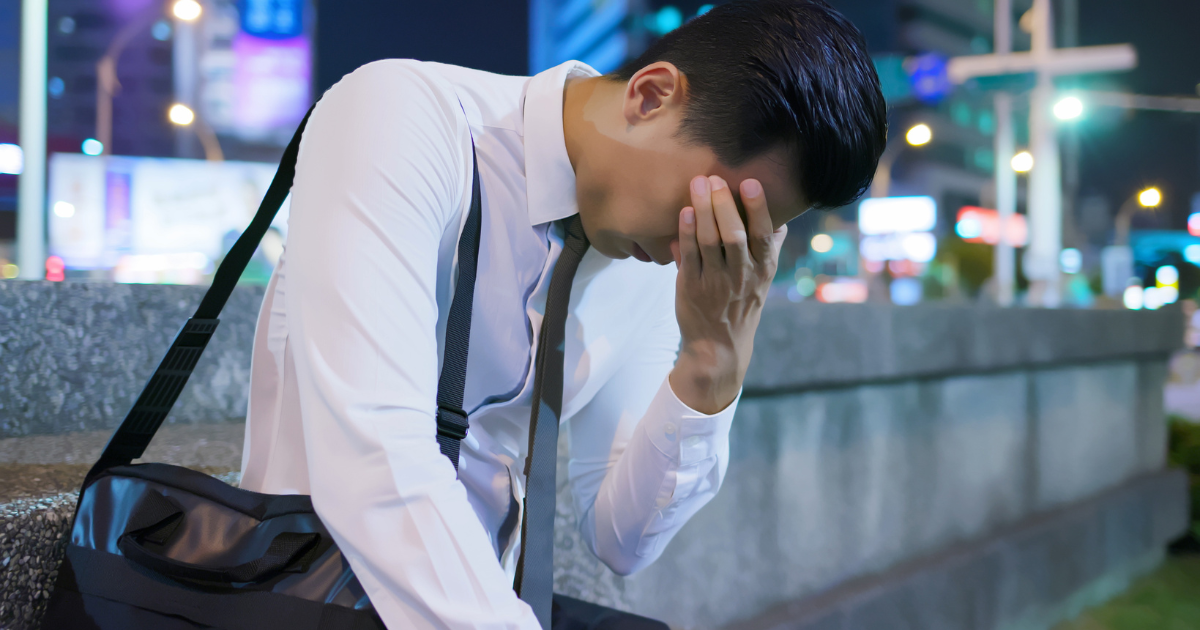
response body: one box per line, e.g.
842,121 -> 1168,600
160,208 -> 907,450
514,214 -> 589,629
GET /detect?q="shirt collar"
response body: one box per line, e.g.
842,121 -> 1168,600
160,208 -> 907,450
523,60 -> 600,227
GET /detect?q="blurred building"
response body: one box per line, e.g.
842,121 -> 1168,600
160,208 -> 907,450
0,1 -> 20,248
46,0 -> 176,158
833,0 -> 1043,240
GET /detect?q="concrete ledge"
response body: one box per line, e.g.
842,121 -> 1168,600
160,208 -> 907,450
0,282 -> 1183,437
747,302 -> 1182,393
724,469 -> 1190,630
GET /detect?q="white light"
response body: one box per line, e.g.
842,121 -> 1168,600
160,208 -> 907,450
168,104 -> 195,126
1160,286 -> 1179,304
1138,187 -> 1162,208
902,232 -> 937,263
1059,248 -> 1082,274
172,0 -> 203,21
81,138 -> 103,156
858,196 -> 938,235
1011,151 -> 1034,173
115,252 -> 210,272
1156,265 -> 1179,286
1053,96 -> 1084,120
1143,286 -> 1164,310
1184,244 -> 1200,264
53,201 -> 75,218
810,233 -> 834,253
0,143 -> 23,175
1123,285 -> 1143,310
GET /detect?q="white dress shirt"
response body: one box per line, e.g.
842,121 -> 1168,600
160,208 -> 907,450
240,59 -> 740,630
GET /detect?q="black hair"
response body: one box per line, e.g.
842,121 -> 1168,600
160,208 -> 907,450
612,0 -> 887,210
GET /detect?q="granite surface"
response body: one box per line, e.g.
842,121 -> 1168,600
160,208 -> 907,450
0,281 -> 264,438
0,420 -> 243,630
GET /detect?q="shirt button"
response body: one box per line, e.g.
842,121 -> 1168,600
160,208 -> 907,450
683,436 -> 701,448
664,423 -> 677,439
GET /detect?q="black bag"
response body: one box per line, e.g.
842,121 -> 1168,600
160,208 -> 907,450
43,107 -> 666,630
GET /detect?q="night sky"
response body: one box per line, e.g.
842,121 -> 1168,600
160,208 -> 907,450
1076,0 -> 1200,230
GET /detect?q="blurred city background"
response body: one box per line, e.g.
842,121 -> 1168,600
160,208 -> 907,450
2,1 -> 1199,309
2,1 -> 1200,628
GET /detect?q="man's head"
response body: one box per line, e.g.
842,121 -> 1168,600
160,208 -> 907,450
563,0 -> 887,264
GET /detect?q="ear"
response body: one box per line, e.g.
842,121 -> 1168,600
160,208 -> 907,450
621,62 -> 685,126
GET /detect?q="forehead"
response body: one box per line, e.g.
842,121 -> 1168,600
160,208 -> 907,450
709,149 -> 809,229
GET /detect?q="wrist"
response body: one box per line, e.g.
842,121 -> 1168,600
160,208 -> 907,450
670,341 -> 742,415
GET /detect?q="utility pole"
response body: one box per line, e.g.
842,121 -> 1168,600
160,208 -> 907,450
1025,0 -> 1063,307
948,0 -> 1136,307
993,0 -> 1016,306
17,0 -> 48,280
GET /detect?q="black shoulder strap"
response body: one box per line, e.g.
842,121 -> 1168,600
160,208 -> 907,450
87,104 -> 483,483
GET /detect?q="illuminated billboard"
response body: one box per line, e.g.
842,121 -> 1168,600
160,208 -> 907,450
48,153 -> 288,284
955,206 -> 1028,246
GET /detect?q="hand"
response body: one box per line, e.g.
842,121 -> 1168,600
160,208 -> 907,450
668,175 -> 787,414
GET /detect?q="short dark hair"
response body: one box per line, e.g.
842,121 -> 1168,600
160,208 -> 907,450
612,0 -> 887,210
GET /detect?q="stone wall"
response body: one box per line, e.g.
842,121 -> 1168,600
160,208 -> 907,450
0,282 -> 1189,630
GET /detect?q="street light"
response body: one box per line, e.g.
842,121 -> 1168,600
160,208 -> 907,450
1053,95 -> 1084,120
172,0 -> 202,20
1138,186 -> 1161,208
167,104 -> 223,161
905,123 -> 932,146
871,123 -> 933,198
96,0 -> 201,155
1011,151 -> 1034,173
1114,187 -> 1162,246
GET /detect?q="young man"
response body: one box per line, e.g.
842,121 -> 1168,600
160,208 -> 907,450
240,0 -> 886,627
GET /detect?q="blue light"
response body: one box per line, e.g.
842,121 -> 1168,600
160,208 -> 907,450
48,77 -> 65,99
956,217 -> 983,239
697,4 -> 714,16
151,20 -> 172,41
81,139 -> 103,156
1184,244 -> 1200,265
906,53 -> 951,104
890,277 -> 923,305
649,6 -> 683,35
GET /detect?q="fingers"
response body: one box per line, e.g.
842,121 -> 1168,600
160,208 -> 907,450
690,176 -> 724,269
740,179 -> 775,265
709,176 -> 750,267
677,207 -> 700,276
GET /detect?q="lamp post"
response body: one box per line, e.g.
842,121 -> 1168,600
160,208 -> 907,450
17,0 -> 48,279
870,123 -> 932,199
167,104 -> 223,162
95,0 -> 202,155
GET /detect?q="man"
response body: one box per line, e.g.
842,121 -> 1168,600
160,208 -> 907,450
239,0 -> 886,627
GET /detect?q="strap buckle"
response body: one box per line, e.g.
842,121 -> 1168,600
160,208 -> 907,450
436,404 -> 469,441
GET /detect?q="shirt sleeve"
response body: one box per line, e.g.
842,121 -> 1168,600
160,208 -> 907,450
564,276 -> 740,576
282,60 -> 540,629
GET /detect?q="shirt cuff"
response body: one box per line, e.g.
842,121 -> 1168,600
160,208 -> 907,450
641,375 -> 740,465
